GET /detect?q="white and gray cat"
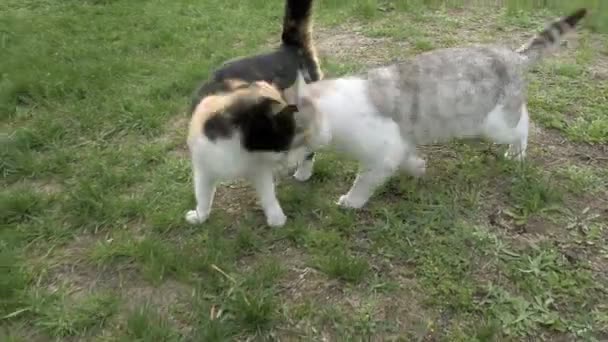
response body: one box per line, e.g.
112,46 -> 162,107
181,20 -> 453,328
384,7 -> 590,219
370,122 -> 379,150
287,8 -> 587,209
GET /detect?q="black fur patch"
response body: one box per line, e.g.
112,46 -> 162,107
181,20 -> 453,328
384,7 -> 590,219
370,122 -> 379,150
235,98 -> 298,152
203,113 -> 233,140
203,96 -> 299,152
191,46 -> 302,113
284,0 -> 312,23
282,0 -> 313,46
564,8 -> 587,28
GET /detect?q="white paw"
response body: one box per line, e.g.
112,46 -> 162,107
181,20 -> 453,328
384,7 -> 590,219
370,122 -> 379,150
185,209 -> 208,224
266,211 -> 287,227
293,166 -> 313,182
410,158 -> 426,177
337,195 -> 366,209
402,156 -> 426,177
504,146 -> 526,161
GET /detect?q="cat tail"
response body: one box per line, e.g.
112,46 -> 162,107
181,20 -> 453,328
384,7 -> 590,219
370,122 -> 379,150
516,8 -> 587,66
281,0 -> 322,81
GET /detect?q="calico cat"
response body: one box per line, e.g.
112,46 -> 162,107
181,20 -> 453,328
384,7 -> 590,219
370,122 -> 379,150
185,0 -> 324,227
285,9 -> 587,209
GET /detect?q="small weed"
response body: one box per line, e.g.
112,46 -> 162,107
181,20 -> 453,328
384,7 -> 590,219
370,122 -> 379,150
412,38 -> 434,52
89,235 -> 183,284
123,304 -> 180,341
314,249 -> 369,284
28,291 -> 118,337
235,226 -> 261,255
242,258 -> 285,290
1,188 -> 46,225
0,250 -> 28,317
194,311 -> 235,342
354,0 -> 378,19
508,167 -> 562,220
228,288 -> 278,334
479,285 -> 560,336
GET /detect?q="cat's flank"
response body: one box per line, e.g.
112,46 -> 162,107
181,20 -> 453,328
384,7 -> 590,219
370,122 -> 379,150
287,9 -> 587,209
186,0 -> 325,227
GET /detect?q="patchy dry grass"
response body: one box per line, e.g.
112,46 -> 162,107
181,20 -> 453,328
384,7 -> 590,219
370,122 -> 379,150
2,0 -> 607,340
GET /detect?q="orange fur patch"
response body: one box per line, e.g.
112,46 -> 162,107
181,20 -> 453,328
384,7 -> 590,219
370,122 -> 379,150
188,82 -> 289,140
224,78 -> 249,90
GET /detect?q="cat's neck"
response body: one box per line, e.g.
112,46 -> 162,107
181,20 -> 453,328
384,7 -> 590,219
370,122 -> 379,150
311,77 -> 372,128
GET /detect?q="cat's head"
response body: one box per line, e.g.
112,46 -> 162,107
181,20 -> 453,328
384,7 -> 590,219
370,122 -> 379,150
190,79 -> 320,151
282,71 -> 330,149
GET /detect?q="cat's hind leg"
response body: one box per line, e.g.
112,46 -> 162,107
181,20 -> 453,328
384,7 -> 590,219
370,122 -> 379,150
400,151 -> 426,178
485,103 -> 529,162
186,162 -> 217,224
504,104 -> 529,161
249,167 -> 287,227
338,144 -> 406,209
338,133 -> 410,208
338,163 -> 398,209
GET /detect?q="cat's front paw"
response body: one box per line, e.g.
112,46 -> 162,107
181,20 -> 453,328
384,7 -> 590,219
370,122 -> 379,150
403,157 -> 426,177
504,145 -> 526,162
337,195 -> 366,209
266,211 -> 287,227
185,209 -> 208,224
411,158 -> 426,177
293,165 -> 313,182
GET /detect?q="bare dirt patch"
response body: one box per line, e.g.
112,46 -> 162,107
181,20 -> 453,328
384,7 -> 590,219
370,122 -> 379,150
35,235 -> 102,297
118,279 -> 195,334
270,244 -> 435,339
315,24 -> 407,68
33,232 -> 195,332
533,124 -> 608,169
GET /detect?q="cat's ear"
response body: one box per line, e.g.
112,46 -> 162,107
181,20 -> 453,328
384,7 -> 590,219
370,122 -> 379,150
267,98 -> 287,114
271,102 -> 299,116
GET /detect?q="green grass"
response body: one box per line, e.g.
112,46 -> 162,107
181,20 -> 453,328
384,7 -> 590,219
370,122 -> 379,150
314,248 -> 370,283
2,0 -> 607,340
121,304 -> 181,341
27,291 -> 118,337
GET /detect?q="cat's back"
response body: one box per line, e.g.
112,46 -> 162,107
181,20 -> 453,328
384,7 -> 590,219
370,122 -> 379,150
190,47 -> 301,112
366,44 -> 528,143
401,44 -> 525,83
396,44 -> 526,119
214,46 -> 301,88
365,44 -> 524,117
